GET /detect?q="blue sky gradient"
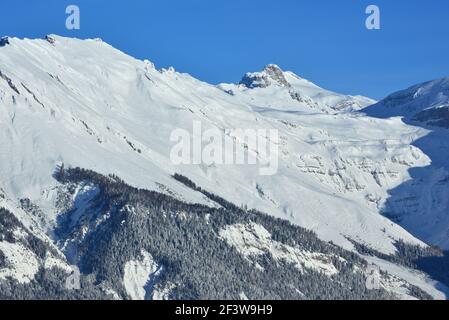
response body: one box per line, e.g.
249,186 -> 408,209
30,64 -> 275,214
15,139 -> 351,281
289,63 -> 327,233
1,0 -> 448,99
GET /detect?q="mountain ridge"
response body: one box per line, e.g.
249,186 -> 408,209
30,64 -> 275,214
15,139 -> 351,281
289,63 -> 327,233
1,35 -> 449,299
0,35 -> 429,253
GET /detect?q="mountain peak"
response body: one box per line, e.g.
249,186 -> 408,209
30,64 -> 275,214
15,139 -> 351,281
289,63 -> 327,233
262,63 -> 283,73
45,34 -> 58,45
239,64 -> 291,89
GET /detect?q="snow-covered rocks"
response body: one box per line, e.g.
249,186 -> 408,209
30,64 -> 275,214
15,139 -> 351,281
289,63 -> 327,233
240,64 -> 291,89
221,64 -> 375,114
219,222 -> 338,276
0,242 -> 39,284
2,34 -> 449,300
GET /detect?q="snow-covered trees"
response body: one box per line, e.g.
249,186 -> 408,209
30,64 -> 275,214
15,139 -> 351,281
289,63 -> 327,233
49,167 -> 394,300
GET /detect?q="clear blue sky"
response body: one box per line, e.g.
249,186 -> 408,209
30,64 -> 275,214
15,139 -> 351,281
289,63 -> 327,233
1,0 -> 448,99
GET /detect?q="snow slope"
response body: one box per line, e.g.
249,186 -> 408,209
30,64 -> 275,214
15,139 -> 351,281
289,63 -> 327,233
0,35 -> 435,257
0,241 -> 39,284
219,64 -> 375,114
364,78 -> 449,122
363,79 -> 449,248
123,250 -> 162,300
364,255 -> 449,300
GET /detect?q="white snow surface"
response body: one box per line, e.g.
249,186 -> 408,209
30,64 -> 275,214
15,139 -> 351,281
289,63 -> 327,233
0,241 -> 39,284
362,78 -> 449,249
123,250 -> 162,300
44,252 -> 72,273
0,35 -> 440,256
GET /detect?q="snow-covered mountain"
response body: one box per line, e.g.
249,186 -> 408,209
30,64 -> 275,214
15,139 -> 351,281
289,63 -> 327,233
219,64 -> 375,113
364,78 -> 449,249
365,77 -> 449,127
1,35 -> 449,300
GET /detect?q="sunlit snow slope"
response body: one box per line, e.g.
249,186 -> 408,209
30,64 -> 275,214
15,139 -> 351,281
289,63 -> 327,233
364,78 -> 449,248
0,35 -> 440,255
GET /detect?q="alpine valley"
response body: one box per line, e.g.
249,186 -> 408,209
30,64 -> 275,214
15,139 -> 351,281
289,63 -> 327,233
1,35 -> 449,300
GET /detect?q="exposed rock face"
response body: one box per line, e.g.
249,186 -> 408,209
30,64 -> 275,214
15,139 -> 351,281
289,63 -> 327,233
240,64 -> 291,88
235,64 -> 373,113
0,37 -> 9,47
